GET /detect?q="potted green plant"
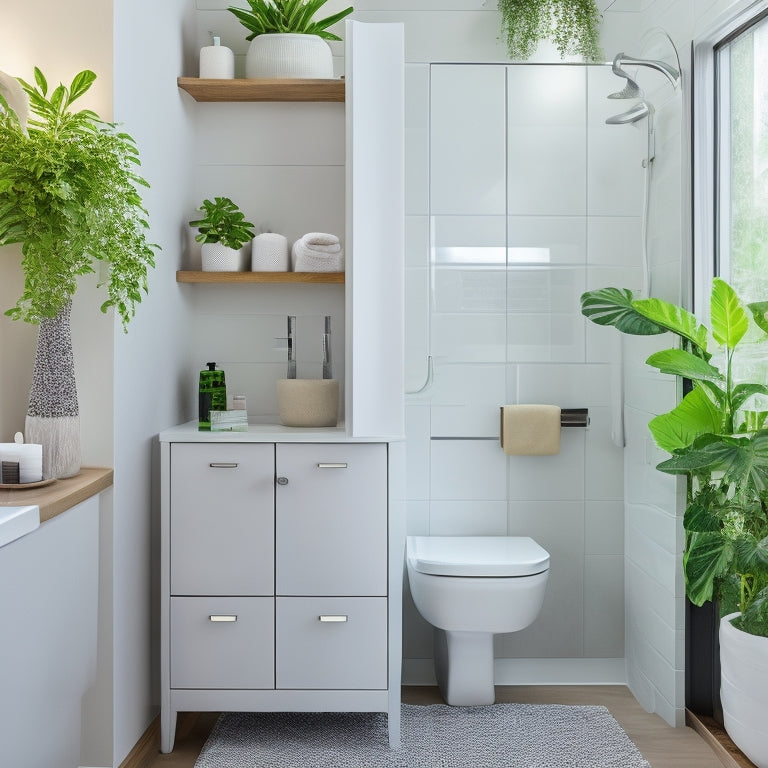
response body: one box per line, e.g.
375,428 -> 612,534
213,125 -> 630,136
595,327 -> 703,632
581,278 -> 768,766
228,0 -> 354,79
498,0 -> 602,62
0,67 -> 157,479
189,196 -> 255,272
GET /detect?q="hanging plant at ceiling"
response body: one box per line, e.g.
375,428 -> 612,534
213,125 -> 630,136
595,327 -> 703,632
498,0 -> 602,62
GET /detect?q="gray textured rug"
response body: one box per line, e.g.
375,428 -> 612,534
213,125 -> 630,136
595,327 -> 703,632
194,703 -> 651,767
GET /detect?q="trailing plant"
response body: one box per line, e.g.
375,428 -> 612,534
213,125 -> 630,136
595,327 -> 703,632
228,0 -> 354,42
581,279 -> 768,636
498,0 -> 602,62
189,197 -> 255,250
0,67 -> 157,330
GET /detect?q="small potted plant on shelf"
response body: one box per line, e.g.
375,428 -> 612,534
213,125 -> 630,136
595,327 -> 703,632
189,196 -> 256,272
581,278 -> 768,767
228,0 -> 354,79
498,0 -> 602,62
0,67 -> 157,479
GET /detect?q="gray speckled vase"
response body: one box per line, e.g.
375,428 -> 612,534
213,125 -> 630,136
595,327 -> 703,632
24,301 -> 81,479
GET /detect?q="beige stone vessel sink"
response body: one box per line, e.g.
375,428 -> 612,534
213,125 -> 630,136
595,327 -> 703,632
277,379 -> 339,428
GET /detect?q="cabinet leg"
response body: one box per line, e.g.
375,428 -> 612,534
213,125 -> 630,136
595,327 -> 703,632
388,706 -> 401,749
160,708 -> 177,754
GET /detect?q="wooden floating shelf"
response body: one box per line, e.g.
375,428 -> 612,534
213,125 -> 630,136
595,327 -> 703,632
176,270 -> 344,284
177,77 -> 345,103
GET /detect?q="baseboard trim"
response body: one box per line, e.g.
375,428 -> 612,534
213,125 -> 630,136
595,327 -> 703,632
685,709 -> 756,768
117,715 -> 159,768
402,658 -> 627,686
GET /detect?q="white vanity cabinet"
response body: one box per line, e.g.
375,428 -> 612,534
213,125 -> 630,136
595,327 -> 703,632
160,434 -> 401,753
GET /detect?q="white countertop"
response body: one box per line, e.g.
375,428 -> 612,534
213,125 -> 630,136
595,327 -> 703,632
159,421 -> 403,443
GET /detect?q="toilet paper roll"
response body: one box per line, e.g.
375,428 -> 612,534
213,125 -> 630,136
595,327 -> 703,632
251,233 -> 290,272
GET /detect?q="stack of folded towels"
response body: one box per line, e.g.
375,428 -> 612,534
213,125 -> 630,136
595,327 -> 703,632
291,232 -> 344,272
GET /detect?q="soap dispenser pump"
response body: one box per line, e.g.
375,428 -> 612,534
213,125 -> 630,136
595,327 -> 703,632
198,362 -> 227,430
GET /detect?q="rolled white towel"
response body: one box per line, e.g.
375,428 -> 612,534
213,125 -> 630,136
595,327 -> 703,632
291,232 -> 344,272
304,232 -> 339,247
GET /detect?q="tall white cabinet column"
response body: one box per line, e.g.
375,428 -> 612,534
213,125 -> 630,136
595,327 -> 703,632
161,20 -> 405,753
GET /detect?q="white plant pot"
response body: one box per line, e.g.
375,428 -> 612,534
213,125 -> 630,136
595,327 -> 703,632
246,33 -> 333,79
720,612 -> 768,768
201,242 -> 247,272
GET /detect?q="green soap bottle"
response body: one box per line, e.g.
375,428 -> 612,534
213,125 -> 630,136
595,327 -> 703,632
198,362 -> 227,430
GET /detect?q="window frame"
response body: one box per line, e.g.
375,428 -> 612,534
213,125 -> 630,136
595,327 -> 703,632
692,0 -> 768,318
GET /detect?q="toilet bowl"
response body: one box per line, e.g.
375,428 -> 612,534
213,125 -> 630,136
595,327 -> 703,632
406,535 -> 549,706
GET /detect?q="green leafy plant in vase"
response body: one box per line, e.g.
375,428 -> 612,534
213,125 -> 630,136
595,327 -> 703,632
498,0 -> 602,62
228,0 -> 354,78
581,279 -> 768,766
0,67 -> 157,479
189,197 -> 255,272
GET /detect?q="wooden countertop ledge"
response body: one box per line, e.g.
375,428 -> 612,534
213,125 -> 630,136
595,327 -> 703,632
0,467 -> 113,523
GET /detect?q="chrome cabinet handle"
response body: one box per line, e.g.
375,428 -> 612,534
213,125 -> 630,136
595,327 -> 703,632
209,463 -> 238,468
317,463 -> 348,469
276,476 -> 289,486
319,615 -> 348,622
209,615 -> 238,622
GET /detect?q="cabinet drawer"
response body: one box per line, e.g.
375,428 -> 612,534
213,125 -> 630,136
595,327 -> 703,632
170,443 -> 275,596
276,597 -> 387,690
170,597 -> 274,689
276,443 -> 387,595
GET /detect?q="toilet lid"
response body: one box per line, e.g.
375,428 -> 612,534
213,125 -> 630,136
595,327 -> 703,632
407,536 -> 550,577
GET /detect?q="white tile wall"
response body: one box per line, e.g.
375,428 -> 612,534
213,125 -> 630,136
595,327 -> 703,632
584,555 -> 625,657
430,65 -> 507,216
430,363 -> 506,438
507,66 -> 587,216
429,500 -> 508,536
430,439 -> 507,500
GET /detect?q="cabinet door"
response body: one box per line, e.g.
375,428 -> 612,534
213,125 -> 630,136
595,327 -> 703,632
170,443 -> 274,596
170,597 -> 274,689
275,443 -> 387,596
276,597 -> 387,689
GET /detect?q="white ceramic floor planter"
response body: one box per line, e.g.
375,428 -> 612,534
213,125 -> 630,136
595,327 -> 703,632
720,612 -> 768,768
246,34 -> 333,79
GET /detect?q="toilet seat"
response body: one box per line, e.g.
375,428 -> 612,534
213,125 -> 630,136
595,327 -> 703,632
407,536 -> 549,577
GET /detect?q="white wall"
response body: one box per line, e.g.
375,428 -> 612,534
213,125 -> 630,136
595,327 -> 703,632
110,0 -> 197,764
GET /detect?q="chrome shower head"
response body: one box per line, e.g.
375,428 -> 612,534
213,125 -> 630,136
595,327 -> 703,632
609,56 -> 644,99
612,52 -> 680,89
608,79 -> 643,99
605,101 -> 652,125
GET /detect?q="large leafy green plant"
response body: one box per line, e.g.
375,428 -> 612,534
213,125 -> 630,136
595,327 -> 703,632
498,0 -> 602,62
189,197 -> 255,250
0,68 -> 157,330
581,279 -> 768,636
229,0 -> 353,42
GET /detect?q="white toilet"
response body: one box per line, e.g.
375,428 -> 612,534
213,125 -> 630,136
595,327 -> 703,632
406,535 -> 550,706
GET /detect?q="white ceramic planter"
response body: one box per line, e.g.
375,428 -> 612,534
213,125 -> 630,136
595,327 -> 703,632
720,612 -> 768,768
245,33 -> 333,79
201,242 -> 247,272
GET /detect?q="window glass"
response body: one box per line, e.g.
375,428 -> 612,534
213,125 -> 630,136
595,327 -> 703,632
717,15 -> 768,302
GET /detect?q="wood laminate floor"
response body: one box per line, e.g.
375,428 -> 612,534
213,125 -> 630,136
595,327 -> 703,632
126,686 -> 726,768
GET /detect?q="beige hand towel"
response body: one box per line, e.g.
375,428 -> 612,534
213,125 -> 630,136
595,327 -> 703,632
500,404 -> 561,456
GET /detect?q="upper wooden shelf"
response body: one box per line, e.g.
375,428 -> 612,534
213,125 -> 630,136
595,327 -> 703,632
176,270 -> 344,284
177,77 -> 345,102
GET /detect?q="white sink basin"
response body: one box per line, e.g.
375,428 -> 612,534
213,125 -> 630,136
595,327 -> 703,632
0,505 -> 40,548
